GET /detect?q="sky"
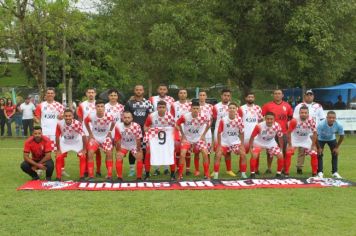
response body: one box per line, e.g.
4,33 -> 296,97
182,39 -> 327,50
74,0 -> 101,13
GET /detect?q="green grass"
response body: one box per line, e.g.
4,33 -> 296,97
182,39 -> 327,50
0,63 -> 29,87
0,137 -> 356,235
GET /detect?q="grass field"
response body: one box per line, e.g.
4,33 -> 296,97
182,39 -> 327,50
0,137 -> 355,235
0,64 -> 29,87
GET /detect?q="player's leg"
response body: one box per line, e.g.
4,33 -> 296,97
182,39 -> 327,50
178,142 -> 190,179
284,147 -> 295,177
317,141 -> 326,177
105,149 -> 114,180
275,151 -> 284,178
134,150 -> 143,180
296,147 -> 305,174
194,152 -> 200,176
266,153 -> 273,174
20,161 -> 39,180
250,147 -> 260,178
44,159 -> 54,181
213,147 -> 224,179
55,152 -> 67,180
201,149 -> 210,179
327,140 -> 340,178
128,153 -> 136,177
225,150 -> 236,177
115,150 -> 126,181
307,149 -> 318,177
185,151 -> 191,175
95,149 -> 102,176
77,152 -> 87,181
87,139 -> 99,179
238,148 -> 247,179
144,146 -> 151,180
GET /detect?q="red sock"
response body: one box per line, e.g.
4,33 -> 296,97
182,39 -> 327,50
311,154 -> 318,174
214,162 -> 220,172
170,164 -> 176,173
186,156 -> 191,169
284,152 -> 292,174
178,164 -> 184,177
256,156 -> 260,172
250,158 -> 257,173
106,160 -> 113,177
203,162 -> 209,177
194,156 -> 199,171
88,161 -> 94,178
85,154 -> 89,173
136,160 -> 143,178
225,158 -> 232,171
116,159 -> 123,178
239,157 -> 247,172
55,153 -> 65,179
145,152 -> 151,173
277,158 -> 284,172
96,150 -> 102,173
78,153 -> 86,178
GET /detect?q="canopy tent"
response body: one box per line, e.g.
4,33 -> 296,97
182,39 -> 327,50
313,83 -> 356,109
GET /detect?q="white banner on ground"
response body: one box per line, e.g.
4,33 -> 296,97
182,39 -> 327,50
324,110 -> 356,131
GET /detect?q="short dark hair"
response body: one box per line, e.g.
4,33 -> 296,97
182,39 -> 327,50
158,84 -> 168,89
95,99 -> 105,106
300,105 -> 309,112
327,110 -> 336,116
228,102 -> 238,107
265,112 -> 275,117
244,91 -> 255,97
123,111 -> 133,116
157,100 -> 167,107
178,88 -> 187,93
64,109 -> 73,114
199,90 -> 207,95
108,88 -> 119,96
191,101 -> 200,107
221,88 -> 231,94
273,89 -> 283,94
33,126 -> 42,131
86,87 -> 96,92
46,87 -> 55,93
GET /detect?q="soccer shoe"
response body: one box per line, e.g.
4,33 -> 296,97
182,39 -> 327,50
153,169 -> 160,176
241,172 -> 247,179
256,170 -> 260,175
35,169 -> 44,177
194,170 -> 200,176
213,172 -> 219,180
170,172 -> 176,181
275,173 -> 282,178
203,176 -> 211,180
164,169 -> 170,176
317,172 -> 324,178
226,171 -> 237,177
106,176 -> 113,182
95,172 -> 102,177
61,168 -> 70,177
297,168 -> 303,175
84,172 -> 88,178
32,176 -> 40,180
265,169 -> 272,174
250,173 -> 256,179
144,173 -> 150,180
117,177 -> 123,182
332,172 -> 342,179
185,170 -> 191,176
54,178 -> 62,181
128,169 -> 135,177
79,177 -> 86,182
87,177 -> 95,182
210,171 -> 215,177
45,177 -> 51,181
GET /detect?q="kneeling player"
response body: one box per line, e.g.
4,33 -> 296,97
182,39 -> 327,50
213,102 -> 246,179
249,112 -> 284,178
177,101 -> 211,179
115,111 -> 143,181
85,100 -> 115,181
285,106 -> 318,177
55,109 -> 87,181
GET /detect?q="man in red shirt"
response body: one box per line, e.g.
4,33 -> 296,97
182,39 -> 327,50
20,126 -> 54,180
262,89 -> 293,173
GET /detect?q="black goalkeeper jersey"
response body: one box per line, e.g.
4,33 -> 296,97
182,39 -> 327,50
124,98 -> 153,129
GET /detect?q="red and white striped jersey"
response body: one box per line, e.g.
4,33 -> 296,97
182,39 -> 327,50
55,119 -> 84,144
149,95 -> 175,112
218,116 -> 244,146
238,104 -> 263,142
176,113 -> 210,143
144,111 -> 175,128
105,102 -> 124,124
251,121 -> 283,148
288,117 -> 316,149
34,101 -> 64,136
171,101 -> 191,121
84,113 -> 114,143
115,122 -> 142,151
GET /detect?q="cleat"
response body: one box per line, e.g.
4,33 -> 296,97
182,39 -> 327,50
256,170 -> 260,175
250,173 -> 256,179
265,169 -> 272,174
213,172 -> 219,180
79,177 -> 86,182
106,176 -> 113,182
284,175 -> 289,178
84,172 -> 88,178
210,171 -> 215,177
95,172 -> 102,177
297,168 -> 303,175
241,172 -> 248,179
136,178 -> 143,181
164,169 -> 170,176
55,178 -> 62,181
45,177 -> 51,181
203,176 -> 211,180
185,170 -> 191,176
170,172 -> 176,181
312,173 -> 317,177
117,177 -> 123,182
32,176 -> 40,180
194,170 -> 200,176
87,177 -> 95,182
128,169 -> 135,177
144,173 -> 150,180
317,172 -> 324,178
153,169 -> 160,176
226,171 -> 237,177
276,173 -> 282,178
332,172 -> 342,179
61,169 -> 70,177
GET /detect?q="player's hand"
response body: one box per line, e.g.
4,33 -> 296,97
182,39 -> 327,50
106,132 -> 112,138
311,145 -> 317,152
333,147 -> 339,155
200,135 -> 206,142
56,150 -> 62,156
240,146 -> 246,156
317,147 -> 323,155
89,134 -> 94,141
181,135 -> 187,143
37,163 -> 46,170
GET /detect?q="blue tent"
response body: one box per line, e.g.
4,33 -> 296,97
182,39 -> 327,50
312,83 -> 356,109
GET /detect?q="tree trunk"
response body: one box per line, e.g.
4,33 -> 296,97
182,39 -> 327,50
148,79 -> 152,98
68,77 -> 73,110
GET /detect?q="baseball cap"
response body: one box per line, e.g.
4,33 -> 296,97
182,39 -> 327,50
305,89 -> 313,95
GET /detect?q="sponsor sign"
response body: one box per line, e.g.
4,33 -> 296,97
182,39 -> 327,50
324,110 -> 356,131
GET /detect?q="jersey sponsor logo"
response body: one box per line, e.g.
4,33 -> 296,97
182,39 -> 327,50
188,128 -> 199,134
94,128 -> 107,132
64,135 -> 75,140
245,117 -> 257,123
227,131 -> 238,136
44,114 -> 56,119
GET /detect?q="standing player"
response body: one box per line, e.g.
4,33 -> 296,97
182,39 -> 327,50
194,90 -> 213,176
114,111 -> 143,181
293,90 -> 325,174
85,100 -> 115,180
77,88 -> 102,177
285,106 -> 318,177
238,92 -> 263,173
125,85 -> 153,177
262,89 -> 293,174
170,89 -> 192,175
55,109 -> 87,181
212,89 -> 235,176
249,112 -> 285,178
176,101 -> 211,180
149,84 -> 175,175
213,102 -> 246,179
144,100 -> 176,180
105,88 -> 124,125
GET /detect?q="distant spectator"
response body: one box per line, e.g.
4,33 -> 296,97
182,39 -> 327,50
333,95 -> 347,110
19,96 -> 35,136
4,98 -> 16,136
13,103 -> 24,136
0,98 -> 5,136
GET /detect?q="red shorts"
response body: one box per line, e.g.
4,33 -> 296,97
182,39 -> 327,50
252,146 -> 281,156
87,137 -> 113,152
221,144 -> 241,156
118,148 -> 138,156
181,140 -> 208,153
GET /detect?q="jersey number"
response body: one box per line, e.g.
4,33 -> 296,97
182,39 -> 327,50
158,131 -> 166,145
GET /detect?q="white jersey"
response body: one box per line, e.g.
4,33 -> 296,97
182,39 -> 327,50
200,103 -> 213,139
171,101 -> 191,121
105,102 -> 124,124
84,113 -> 114,143
293,102 -> 325,126
289,117 -> 316,149
239,104 -> 263,143
144,111 -> 175,128
115,122 -> 142,151
56,119 -> 85,153
149,95 -> 175,112
218,116 -> 244,146
252,121 -> 283,148
213,102 -> 229,140
35,101 -> 64,136
177,113 -> 210,143
145,127 -> 175,165
77,100 -> 96,136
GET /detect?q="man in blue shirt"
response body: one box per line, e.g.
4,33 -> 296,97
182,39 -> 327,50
316,111 -> 344,179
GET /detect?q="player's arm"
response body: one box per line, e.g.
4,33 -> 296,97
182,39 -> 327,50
217,120 -> 224,147
77,104 -> 84,122
287,119 -> 296,148
38,152 -> 52,165
81,135 -> 87,154
239,132 -> 246,155
107,120 -> 115,138
23,152 -> 44,170
34,104 -> 41,124
176,116 -> 186,141
249,125 -> 260,151
84,116 -> 93,139
144,115 -> 152,133
55,124 -> 61,154
333,125 -> 345,155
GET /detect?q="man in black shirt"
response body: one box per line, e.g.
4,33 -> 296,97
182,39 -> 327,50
125,85 -> 153,176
